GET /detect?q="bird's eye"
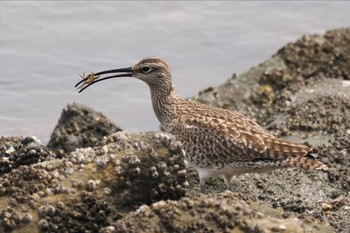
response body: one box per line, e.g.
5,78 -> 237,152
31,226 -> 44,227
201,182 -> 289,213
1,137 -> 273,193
141,66 -> 152,73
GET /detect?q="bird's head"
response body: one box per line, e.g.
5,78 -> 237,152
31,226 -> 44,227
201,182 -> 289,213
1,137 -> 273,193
76,57 -> 173,93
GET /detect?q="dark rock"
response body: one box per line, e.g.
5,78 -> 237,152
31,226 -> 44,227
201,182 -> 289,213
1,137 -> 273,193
0,136 -> 52,175
47,103 -> 122,157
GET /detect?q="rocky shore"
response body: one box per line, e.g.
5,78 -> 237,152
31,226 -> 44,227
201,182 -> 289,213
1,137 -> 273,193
1,28 -> 349,233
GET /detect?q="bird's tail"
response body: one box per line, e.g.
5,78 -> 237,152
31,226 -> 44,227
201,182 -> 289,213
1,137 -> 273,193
263,137 -> 328,170
283,156 -> 328,170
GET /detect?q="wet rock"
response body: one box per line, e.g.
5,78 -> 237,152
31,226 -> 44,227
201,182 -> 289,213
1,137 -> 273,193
47,103 -> 122,157
0,136 -> 52,175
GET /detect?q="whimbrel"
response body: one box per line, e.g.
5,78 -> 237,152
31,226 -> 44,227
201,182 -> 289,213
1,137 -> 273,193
75,57 -> 327,193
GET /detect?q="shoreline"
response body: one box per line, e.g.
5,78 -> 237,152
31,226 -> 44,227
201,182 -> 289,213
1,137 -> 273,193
1,28 -> 349,233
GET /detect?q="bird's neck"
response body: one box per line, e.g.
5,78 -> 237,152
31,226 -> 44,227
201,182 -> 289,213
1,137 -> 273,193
149,85 -> 180,127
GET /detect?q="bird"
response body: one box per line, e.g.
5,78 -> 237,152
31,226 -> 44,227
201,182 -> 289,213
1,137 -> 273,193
75,57 -> 328,193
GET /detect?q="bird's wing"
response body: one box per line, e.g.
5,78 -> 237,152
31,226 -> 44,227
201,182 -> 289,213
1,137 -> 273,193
175,103 -> 313,163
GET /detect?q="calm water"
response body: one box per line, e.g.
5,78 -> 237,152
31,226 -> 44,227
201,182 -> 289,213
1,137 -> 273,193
1,2 -> 349,143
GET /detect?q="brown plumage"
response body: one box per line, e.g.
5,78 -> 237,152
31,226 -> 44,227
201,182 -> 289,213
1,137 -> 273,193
75,57 -> 328,193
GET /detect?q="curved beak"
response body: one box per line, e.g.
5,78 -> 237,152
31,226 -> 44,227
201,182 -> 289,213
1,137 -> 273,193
75,67 -> 133,93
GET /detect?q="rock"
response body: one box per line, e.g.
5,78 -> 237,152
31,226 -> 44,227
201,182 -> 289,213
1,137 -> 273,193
47,103 -> 122,157
0,131 -> 187,232
278,29 -> 350,81
191,28 -> 350,233
192,28 -> 350,127
112,192 -> 331,233
0,136 -> 52,175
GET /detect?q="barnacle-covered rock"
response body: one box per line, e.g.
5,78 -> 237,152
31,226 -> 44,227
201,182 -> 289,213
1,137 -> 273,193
0,131 -> 188,232
192,28 -> 350,233
101,131 -> 188,208
0,136 -> 52,175
0,206 -> 33,232
278,29 -> 350,81
192,28 -> 350,126
112,192 -> 332,232
47,103 -> 122,157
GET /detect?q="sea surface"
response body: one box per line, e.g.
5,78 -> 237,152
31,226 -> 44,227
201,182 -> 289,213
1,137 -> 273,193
1,2 -> 349,143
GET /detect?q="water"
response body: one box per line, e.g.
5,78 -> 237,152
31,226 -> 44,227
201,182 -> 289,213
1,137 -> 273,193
1,2 -> 349,143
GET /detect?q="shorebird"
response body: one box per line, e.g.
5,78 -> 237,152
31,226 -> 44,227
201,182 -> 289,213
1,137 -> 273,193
75,57 -> 327,193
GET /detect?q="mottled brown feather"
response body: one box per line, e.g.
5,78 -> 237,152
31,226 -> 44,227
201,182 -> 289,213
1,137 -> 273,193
168,96 -> 327,171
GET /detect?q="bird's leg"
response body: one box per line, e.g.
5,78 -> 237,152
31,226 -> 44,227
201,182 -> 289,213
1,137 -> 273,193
223,174 -> 233,191
198,171 -> 209,194
199,177 -> 208,194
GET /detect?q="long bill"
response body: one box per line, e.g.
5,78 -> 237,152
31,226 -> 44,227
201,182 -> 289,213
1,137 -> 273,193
75,67 -> 133,93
